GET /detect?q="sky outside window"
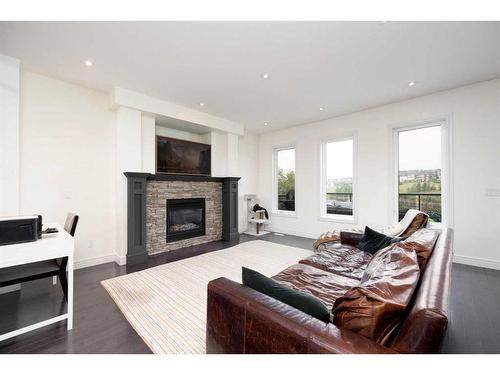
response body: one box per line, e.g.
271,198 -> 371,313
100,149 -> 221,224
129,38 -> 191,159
399,126 -> 441,171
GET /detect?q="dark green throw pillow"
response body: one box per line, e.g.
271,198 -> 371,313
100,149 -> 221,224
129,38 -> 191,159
358,226 -> 403,255
241,267 -> 331,323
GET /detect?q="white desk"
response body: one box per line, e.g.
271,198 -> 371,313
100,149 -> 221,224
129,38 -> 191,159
0,223 -> 74,341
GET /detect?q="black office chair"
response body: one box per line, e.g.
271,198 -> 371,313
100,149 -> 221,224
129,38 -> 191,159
0,213 -> 79,301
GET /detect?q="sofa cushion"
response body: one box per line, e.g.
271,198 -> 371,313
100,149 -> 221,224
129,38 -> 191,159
331,242 -> 420,344
313,229 -> 340,249
272,263 -> 358,310
401,228 -> 439,270
300,242 -> 372,280
242,267 -> 331,322
358,226 -> 403,255
400,212 -> 429,237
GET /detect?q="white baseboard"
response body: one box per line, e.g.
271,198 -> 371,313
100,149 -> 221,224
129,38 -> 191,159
74,254 -> 119,270
265,226 -> 318,240
114,254 -> 127,266
453,254 -> 500,271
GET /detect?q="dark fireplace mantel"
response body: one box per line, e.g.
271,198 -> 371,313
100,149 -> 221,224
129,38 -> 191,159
124,172 -> 235,183
124,172 -> 240,265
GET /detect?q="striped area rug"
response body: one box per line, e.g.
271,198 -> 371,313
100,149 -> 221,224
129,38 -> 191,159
101,240 -> 312,354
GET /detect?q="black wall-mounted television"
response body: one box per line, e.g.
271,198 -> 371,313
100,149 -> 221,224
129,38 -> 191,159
156,136 -> 211,175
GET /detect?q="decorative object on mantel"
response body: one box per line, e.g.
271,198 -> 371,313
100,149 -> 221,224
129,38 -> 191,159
123,172 -> 240,265
243,195 -> 269,236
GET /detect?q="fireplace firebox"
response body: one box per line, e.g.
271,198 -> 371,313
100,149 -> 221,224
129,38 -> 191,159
166,198 -> 206,242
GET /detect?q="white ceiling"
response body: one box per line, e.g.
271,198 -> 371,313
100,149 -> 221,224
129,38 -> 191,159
1,21 -> 499,133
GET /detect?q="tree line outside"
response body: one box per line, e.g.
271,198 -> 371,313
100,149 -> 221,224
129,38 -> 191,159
277,169 -> 295,196
326,181 -> 352,194
399,170 -> 442,222
278,171 -> 441,195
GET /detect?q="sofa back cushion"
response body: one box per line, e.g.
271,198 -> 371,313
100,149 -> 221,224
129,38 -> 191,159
400,228 -> 439,271
313,229 -> 340,249
331,243 -> 420,344
400,212 -> 429,237
358,226 -> 403,255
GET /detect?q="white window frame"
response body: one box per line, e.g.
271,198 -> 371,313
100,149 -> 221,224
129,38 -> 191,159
391,117 -> 453,228
319,134 -> 357,223
272,145 -> 297,217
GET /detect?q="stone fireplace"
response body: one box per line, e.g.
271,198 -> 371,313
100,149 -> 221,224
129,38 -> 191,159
146,180 -> 222,254
124,172 -> 240,264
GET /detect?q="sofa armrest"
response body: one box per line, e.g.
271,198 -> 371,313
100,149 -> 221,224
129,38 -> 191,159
340,231 -> 363,247
206,277 -> 395,354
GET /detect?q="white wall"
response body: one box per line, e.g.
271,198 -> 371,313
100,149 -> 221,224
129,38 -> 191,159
20,72 -> 117,268
114,106 -> 143,265
0,54 -> 20,216
238,130 -> 259,232
259,79 -> 500,269
210,131 -> 228,177
141,114 -> 156,174
156,125 -> 211,144
226,133 -> 239,176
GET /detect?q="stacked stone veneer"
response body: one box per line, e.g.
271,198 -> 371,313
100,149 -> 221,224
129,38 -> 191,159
146,180 -> 223,254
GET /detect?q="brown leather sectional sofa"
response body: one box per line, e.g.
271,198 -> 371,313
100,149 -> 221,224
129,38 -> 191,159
206,228 -> 453,354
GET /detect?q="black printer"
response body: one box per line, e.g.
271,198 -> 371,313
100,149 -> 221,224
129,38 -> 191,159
0,215 -> 42,246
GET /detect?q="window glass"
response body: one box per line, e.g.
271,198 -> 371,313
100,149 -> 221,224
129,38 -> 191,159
324,139 -> 353,217
398,125 -> 442,222
275,148 -> 295,212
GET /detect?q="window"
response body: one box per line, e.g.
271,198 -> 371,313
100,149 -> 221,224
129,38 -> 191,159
395,123 -> 445,224
320,137 -> 355,221
273,147 -> 295,213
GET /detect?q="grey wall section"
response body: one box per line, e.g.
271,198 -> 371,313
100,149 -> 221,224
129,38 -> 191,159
124,172 -> 240,264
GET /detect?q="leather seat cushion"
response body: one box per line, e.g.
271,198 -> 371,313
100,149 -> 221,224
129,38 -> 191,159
272,263 -> 358,311
300,242 -> 373,280
332,243 -> 420,344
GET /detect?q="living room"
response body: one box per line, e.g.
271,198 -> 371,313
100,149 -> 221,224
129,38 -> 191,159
1,1 -> 500,372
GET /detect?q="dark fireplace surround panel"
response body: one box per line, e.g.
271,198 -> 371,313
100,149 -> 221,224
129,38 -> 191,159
124,172 -> 240,265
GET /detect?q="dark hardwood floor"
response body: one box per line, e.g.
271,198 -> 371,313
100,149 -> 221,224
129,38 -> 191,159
0,232 -> 499,353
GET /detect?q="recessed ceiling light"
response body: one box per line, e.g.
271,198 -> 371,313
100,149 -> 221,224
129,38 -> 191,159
264,122 -> 269,126
262,73 -> 270,79
408,81 -> 416,87
319,107 -> 324,111
84,60 -> 93,67
199,102 -> 205,107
